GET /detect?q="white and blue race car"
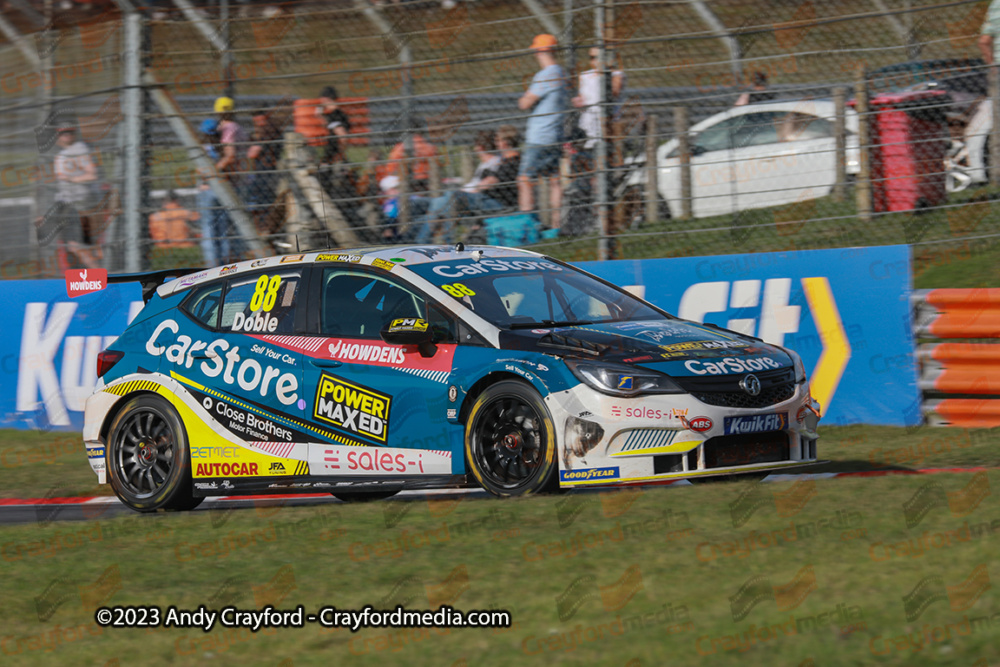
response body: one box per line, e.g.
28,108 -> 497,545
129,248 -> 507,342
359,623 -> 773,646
83,245 -> 821,511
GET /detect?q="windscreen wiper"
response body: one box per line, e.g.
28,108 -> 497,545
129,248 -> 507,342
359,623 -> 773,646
507,320 -> 594,329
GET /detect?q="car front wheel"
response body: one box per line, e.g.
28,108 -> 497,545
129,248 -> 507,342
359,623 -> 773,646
106,395 -> 203,512
464,380 -> 558,497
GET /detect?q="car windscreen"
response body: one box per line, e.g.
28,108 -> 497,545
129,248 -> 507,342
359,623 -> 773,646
408,257 -> 664,328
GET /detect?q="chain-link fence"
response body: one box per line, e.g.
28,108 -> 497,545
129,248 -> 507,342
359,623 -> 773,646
2,0 -> 999,276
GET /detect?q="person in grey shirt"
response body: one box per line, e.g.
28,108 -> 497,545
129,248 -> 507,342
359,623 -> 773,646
518,33 -> 569,230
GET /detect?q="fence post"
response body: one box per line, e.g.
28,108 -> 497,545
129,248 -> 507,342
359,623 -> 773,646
854,67 -> 872,223
645,115 -> 658,225
674,106 -> 692,220
833,86 -> 847,202
595,0 -> 611,260
122,10 -> 144,272
990,64 -> 1000,187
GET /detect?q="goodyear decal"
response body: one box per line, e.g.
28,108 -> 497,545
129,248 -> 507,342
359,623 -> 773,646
723,412 -> 789,435
559,467 -> 620,483
313,373 -> 391,443
103,379 -> 161,396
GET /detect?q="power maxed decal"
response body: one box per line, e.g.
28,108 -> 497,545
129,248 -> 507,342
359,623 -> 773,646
723,412 -> 789,435
313,373 -> 391,443
560,467 -> 620,482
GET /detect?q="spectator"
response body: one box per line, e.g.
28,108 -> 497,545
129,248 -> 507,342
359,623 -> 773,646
149,190 -> 199,248
518,33 -> 569,230
387,129 -> 440,193
247,107 -> 286,236
379,175 -> 431,242
48,126 -> 101,269
971,3 -> 1000,185
196,118 -> 231,266
214,96 -> 247,187
735,71 -> 777,106
316,85 -> 350,165
413,128 -> 516,243
572,48 -> 626,149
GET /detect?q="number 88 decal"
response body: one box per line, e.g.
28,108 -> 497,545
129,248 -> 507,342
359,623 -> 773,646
250,274 -> 282,312
442,283 -> 476,298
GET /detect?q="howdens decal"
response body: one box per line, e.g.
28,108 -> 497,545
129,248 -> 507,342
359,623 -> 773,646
313,373 -> 392,443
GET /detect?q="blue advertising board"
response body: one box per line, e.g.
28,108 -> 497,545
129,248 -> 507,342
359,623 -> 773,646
2,280 -> 143,432
579,245 -> 919,426
0,245 -> 918,430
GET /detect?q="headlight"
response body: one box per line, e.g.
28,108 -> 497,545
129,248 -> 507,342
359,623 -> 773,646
565,360 -> 683,397
787,350 -> 807,384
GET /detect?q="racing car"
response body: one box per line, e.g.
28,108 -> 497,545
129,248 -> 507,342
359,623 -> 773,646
83,245 -> 821,512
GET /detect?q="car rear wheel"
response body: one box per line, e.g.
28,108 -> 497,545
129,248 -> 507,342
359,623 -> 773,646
465,380 -> 557,497
107,395 -> 203,512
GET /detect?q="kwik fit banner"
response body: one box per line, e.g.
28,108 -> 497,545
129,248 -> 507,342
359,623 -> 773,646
2,245 -> 916,430
579,245 -> 918,426
2,280 -> 143,431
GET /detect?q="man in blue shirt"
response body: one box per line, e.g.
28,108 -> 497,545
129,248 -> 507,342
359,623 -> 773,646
518,33 -> 569,230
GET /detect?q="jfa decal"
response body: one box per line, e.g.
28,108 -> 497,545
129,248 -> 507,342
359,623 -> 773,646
724,412 -> 789,435
560,467 -> 620,482
313,374 -> 391,443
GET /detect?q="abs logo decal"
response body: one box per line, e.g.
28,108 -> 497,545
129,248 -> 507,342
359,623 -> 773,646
724,412 -> 789,435
686,416 -> 713,432
313,373 -> 392,443
560,467 -> 620,482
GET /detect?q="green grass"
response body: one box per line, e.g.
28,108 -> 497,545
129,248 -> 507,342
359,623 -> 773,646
1,472 -> 998,665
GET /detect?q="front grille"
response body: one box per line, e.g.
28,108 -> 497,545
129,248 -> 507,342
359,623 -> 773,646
704,432 -> 789,468
692,382 -> 796,409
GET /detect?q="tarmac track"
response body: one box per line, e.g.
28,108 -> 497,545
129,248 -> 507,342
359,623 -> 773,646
0,466 -> 990,525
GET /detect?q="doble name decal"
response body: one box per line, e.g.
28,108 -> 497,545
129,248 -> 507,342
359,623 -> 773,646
313,373 -> 391,443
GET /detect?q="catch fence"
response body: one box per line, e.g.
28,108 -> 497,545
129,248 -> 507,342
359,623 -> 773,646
0,0 -> 997,277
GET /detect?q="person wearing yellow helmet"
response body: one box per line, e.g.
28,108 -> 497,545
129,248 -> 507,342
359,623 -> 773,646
213,96 -> 235,114
211,96 -> 246,261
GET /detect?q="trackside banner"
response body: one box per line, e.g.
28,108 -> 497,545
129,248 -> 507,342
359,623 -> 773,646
1,245 -> 916,430
2,280 -> 143,431
579,245 -> 919,426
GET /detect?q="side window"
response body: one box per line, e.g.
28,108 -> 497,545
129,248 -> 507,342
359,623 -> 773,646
221,270 -> 301,334
731,113 -> 780,149
182,282 -> 223,329
690,118 -> 739,154
321,270 -> 428,339
778,113 -> 833,142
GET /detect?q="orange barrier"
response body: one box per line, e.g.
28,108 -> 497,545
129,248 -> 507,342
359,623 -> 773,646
293,98 -> 370,147
924,399 -> 1000,428
918,289 -> 1000,426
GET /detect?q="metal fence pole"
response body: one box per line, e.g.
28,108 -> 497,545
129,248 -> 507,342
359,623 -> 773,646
833,86 -> 847,202
854,67 -> 872,223
645,115 -> 658,225
674,106 -> 691,220
595,0 -> 610,261
990,64 -> 1000,187
122,10 -> 143,272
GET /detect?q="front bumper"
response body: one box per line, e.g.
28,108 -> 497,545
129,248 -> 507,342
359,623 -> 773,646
546,381 -> 820,487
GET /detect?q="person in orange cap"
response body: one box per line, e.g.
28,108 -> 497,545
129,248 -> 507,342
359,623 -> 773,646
518,33 -> 569,230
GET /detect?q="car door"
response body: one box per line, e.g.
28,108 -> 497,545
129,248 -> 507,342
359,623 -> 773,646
734,110 -> 838,210
298,264 -> 462,478
659,115 -> 742,218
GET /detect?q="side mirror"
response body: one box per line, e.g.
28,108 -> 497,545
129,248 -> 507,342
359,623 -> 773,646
380,318 -> 436,357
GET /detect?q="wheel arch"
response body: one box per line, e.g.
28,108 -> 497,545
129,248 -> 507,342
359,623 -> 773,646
99,390 -> 161,444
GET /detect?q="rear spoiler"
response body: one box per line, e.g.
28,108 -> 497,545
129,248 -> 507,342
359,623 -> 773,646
108,267 -> 206,304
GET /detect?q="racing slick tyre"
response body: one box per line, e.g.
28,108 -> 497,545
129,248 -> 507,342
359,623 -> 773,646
465,380 -> 558,497
106,395 -> 203,512
332,491 -> 400,502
